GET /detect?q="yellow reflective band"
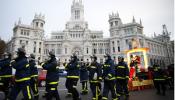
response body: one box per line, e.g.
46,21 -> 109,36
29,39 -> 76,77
15,77 -> 31,82
117,93 -> 121,96
73,86 -> 77,88
118,66 -> 125,68
116,77 -> 125,79
154,79 -> 165,81
90,66 -> 96,69
92,98 -> 96,100
41,63 -> 45,66
99,77 -> 102,80
102,97 -> 108,99
77,64 -> 80,67
126,76 -> 129,79
67,93 -> 72,95
51,88 -> 56,90
109,77 -> 116,80
26,64 -> 29,68
90,80 -> 100,83
34,93 -> 39,96
48,81 -> 59,85
67,76 -> 79,78
0,83 -> 4,85
34,83 -> 37,92
0,75 -> 13,78
108,74 -> 112,77
113,98 -> 118,100
30,75 -> 38,78
168,77 -> 171,79
27,86 -> 32,99
104,65 -> 110,67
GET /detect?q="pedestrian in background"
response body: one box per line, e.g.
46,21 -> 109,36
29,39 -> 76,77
153,64 -> 167,96
80,59 -> 88,95
0,52 -> 13,100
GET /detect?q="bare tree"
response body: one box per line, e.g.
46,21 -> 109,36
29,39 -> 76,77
0,38 -> 6,59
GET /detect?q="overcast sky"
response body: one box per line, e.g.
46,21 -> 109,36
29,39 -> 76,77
0,0 -> 174,41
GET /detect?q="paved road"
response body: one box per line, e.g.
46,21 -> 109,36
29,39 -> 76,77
0,77 -> 174,100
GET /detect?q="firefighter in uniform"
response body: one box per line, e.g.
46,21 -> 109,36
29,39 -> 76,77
102,54 -> 117,100
41,51 -> 60,100
64,61 -> 73,97
88,55 -> 102,100
29,54 -> 39,100
80,59 -> 88,95
0,52 -> 12,100
9,48 -> 32,100
153,64 -> 167,96
65,54 -> 81,100
115,56 -> 129,99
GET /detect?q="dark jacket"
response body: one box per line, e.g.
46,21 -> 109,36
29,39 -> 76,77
11,56 -> 31,82
153,67 -> 166,81
42,57 -> 59,83
0,58 -> 12,78
80,62 -> 88,82
29,59 -> 38,78
88,61 -> 102,82
66,60 -> 80,79
115,61 -> 129,80
103,58 -> 115,81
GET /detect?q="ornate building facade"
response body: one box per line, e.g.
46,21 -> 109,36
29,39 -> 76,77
8,0 -> 174,68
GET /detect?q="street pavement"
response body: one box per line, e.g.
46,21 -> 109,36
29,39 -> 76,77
0,77 -> 174,100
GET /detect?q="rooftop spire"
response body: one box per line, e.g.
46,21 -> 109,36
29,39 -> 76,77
132,16 -> 136,23
18,18 -> 21,25
140,18 -> 142,25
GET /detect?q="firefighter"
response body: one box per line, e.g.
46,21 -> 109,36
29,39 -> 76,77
29,54 -> 39,100
0,52 -> 12,100
167,65 -> 174,90
64,61 -> 72,97
153,64 -> 167,96
66,54 -> 81,100
102,54 -> 117,100
41,51 -> 60,100
80,59 -> 88,95
9,48 -> 32,100
88,55 -> 102,100
115,56 -> 129,99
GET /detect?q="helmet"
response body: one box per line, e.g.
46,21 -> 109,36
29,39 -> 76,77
17,48 -> 26,55
30,54 -> 35,59
91,55 -> 97,60
104,53 -> 111,58
49,51 -> 55,57
71,54 -> 77,60
118,56 -> 124,61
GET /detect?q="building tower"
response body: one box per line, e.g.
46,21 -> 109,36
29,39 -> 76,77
108,12 -> 122,37
32,13 -> 45,30
71,0 -> 84,21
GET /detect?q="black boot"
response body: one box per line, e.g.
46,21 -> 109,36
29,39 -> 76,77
34,95 -> 39,100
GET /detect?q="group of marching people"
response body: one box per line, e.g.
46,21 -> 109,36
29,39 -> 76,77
64,54 -> 129,100
0,47 -> 129,100
0,48 -> 60,100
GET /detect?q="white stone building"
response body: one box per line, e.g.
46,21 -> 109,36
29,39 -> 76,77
8,0 -> 174,68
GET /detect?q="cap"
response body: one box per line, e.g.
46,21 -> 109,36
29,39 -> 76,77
17,48 -> 26,55
91,55 -> 97,60
30,54 -> 35,59
49,51 -> 55,57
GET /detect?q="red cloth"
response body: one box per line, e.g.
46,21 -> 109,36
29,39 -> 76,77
130,67 -> 135,79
